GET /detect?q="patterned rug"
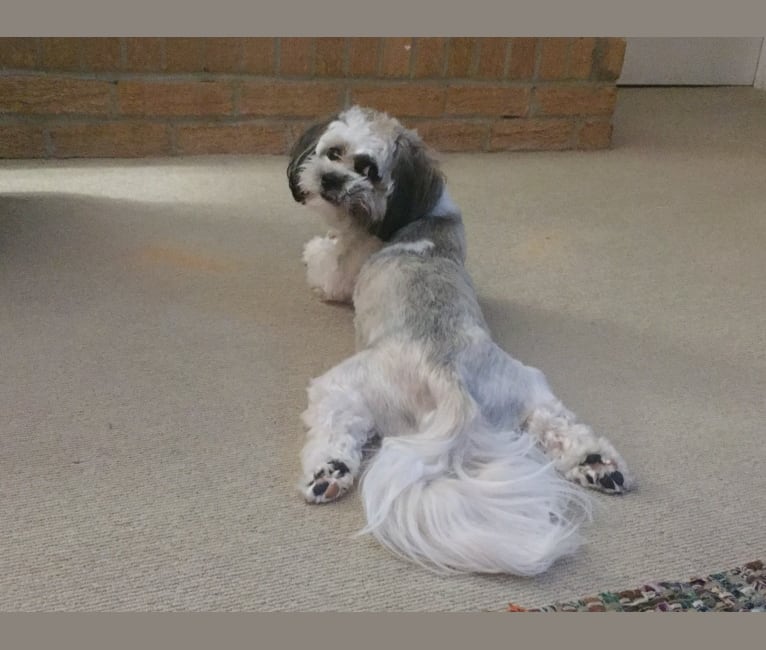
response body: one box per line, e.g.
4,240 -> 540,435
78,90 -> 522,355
508,560 -> 765,612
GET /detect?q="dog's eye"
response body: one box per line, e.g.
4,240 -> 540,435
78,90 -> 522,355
365,163 -> 380,182
326,147 -> 342,162
353,155 -> 380,182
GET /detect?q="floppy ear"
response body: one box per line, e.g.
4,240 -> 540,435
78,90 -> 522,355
286,117 -> 336,203
376,129 -> 445,240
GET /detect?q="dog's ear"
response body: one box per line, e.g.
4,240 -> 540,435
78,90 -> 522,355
376,129 -> 444,240
286,117 -> 336,203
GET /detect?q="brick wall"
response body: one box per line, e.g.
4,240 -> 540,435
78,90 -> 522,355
0,38 -> 626,158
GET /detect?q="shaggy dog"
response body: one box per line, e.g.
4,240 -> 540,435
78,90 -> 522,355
286,106 -> 631,575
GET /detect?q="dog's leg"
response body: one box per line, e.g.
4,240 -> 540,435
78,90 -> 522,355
299,353 -> 376,504
466,342 -> 631,494
521,390 -> 632,495
302,234 -> 345,302
302,230 -> 382,303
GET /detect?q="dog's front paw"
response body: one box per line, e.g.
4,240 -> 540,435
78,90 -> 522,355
566,452 -> 632,495
302,460 -> 354,504
302,235 -> 344,302
302,235 -> 336,267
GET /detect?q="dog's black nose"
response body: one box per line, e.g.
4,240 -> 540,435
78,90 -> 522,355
321,173 -> 345,192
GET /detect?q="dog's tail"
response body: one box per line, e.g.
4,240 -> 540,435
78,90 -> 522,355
358,372 -> 592,575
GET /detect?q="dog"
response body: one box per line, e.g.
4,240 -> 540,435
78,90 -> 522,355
286,106 -> 632,576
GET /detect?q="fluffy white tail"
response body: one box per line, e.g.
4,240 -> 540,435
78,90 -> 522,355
358,378 -> 592,575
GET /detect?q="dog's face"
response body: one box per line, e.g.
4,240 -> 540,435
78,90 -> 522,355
287,106 -> 444,240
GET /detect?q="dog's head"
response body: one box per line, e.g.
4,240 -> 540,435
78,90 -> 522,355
287,106 -> 444,240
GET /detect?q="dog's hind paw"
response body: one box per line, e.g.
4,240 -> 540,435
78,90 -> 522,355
302,460 -> 354,504
566,453 -> 631,495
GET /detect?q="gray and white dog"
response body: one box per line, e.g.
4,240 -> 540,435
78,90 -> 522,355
287,106 -> 631,576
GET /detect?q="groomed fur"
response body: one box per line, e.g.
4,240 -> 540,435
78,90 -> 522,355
287,105 -> 630,575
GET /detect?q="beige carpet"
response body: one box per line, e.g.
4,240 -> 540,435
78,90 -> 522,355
1,88 -> 765,611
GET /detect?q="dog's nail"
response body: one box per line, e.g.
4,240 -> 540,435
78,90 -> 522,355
599,475 -> 615,490
312,481 -> 328,496
611,471 -> 624,487
583,453 -> 603,465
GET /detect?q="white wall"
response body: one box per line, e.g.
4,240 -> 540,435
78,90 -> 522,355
755,39 -> 766,89
619,38 -> 764,86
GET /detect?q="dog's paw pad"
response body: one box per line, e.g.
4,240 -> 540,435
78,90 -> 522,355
570,453 -> 630,495
303,460 -> 353,504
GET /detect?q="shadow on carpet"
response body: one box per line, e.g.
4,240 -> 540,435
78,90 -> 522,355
508,561 -> 765,612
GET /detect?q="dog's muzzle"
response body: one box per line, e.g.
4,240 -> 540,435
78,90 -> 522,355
319,172 -> 349,204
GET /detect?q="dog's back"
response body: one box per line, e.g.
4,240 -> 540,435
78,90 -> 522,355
348,201 -> 590,575
353,210 -> 486,353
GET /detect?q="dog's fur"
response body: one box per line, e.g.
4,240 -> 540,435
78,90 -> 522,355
286,106 -> 632,576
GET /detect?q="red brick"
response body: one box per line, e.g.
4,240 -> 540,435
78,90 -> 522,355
124,38 -> 164,72
412,38 -> 446,78
117,81 -> 233,117
242,38 -> 276,75
351,84 -> 445,117
315,38 -> 346,77
489,118 -> 574,151
508,38 -> 537,80
81,38 -> 122,72
538,38 -> 570,80
285,121 -> 313,150
445,85 -> 529,117
569,38 -> 596,79
380,38 -> 412,77
203,38 -> 242,73
240,81 -> 341,118
348,38 -> 379,76
409,120 -> 488,152
176,122 -> 287,154
535,86 -> 617,117
0,124 -> 46,158
0,38 -> 39,69
40,38 -> 81,71
165,38 -> 204,73
0,76 -> 112,115
475,38 -> 508,79
596,38 -> 627,81
447,38 -> 476,77
50,122 -> 171,157
279,38 -> 314,76
577,118 -> 613,149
